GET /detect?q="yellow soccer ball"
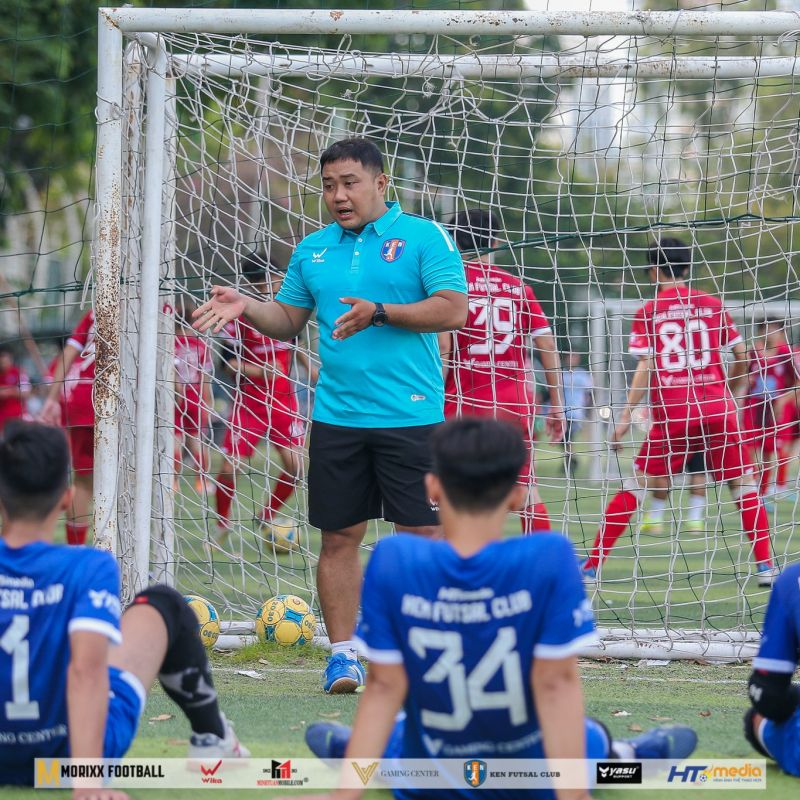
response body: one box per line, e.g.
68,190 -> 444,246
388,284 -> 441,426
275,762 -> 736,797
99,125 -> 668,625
267,520 -> 302,553
184,594 -> 221,649
255,594 -> 316,647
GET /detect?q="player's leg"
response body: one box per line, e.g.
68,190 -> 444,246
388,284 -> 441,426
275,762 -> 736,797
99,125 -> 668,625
259,403 -> 304,525
107,585 -> 248,758
681,451 -> 708,534
707,407 -> 775,582
519,422 -> 551,533
640,475 -> 670,535
216,404 -> 265,535
581,470 -> 647,580
306,714 -> 697,762
743,708 -> 800,777
66,426 -> 94,545
582,423 -> 684,579
308,422 -> 377,693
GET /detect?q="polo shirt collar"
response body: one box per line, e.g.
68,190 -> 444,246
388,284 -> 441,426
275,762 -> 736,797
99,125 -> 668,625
335,201 -> 403,241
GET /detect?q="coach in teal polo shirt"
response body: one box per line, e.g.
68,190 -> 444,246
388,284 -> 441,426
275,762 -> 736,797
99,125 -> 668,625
278,199 -> 461,428
194,137 -> 467,695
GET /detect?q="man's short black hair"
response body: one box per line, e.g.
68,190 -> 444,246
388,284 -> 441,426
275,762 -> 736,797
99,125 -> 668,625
0,344 -> 13,357
449,209 -> 496,253
430,417 -> 526,512
240,251 -> 285,285
647,236 -> 692,278
319,137 -> 384,174
0,421 -> 71,521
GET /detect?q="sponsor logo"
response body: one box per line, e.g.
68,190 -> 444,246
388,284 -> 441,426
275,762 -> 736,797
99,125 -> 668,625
667,762 -> 764,785
352,761 -> 379,786
36,760 -> 61,787
464,760 -> 487,788
271,760 -> 292,780
596,762 -> 642,785
380,239 -> 406,262
410,394 -> 426,402
257,759 -> 306,787
200,759 -> 222,784
312,248 -> 328,263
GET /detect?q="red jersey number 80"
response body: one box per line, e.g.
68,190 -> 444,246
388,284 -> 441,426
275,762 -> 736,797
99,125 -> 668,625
658,318 -> 712,373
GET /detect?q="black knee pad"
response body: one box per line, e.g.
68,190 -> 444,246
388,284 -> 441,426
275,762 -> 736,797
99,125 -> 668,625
132,584 -> 204,673
743,708 -> 771,758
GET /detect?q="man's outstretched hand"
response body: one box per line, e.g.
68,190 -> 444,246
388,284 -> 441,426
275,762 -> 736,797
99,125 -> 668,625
333,298 -> 377,341
193,286 -> 247,333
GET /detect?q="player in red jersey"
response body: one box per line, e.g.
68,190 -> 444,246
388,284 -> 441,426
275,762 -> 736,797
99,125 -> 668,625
776,344 -> 800,496
742,320 -> 798,501
441,209 -> 565,533
39,309 -> 96,546
214,253 -> 316,540
0,346 -> 31,431
581,237 -> 777,586
174,305 -> 214,492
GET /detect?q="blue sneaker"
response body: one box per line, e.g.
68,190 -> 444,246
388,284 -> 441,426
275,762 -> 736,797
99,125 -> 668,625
624,724 -> 698,760
322,653 -> 366,694
305,721 -> 351,761
579,559 -> 597,585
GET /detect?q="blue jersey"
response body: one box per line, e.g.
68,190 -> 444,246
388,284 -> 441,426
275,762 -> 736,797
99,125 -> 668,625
355,533 -> 597,789
754,562 -> 800,675
276,201 -> 466,428
0,539 -> 122,778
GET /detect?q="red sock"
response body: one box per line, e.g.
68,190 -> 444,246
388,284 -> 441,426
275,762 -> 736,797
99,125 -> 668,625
737,491 -> 772,565
262,472 -> 296,521
521,502 -> 551,534
65,522 -> 89,546
585,490 -> 640,570
759,465 -> 773,495
776,456 -> 788,488
216,473 -> 235,521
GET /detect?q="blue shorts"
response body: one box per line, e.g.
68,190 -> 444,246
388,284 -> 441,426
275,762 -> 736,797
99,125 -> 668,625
761,706 -> 800,777
104,666 -> 146,758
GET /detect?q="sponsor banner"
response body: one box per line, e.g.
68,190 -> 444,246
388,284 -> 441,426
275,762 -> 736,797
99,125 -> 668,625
33,758 -> 767,790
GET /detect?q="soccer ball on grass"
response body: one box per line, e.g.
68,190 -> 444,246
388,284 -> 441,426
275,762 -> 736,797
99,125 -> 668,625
255,594 -> 315,647
184,594 -> 221,649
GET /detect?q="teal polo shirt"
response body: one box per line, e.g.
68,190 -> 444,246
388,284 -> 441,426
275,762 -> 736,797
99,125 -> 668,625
276,201 -> 466,428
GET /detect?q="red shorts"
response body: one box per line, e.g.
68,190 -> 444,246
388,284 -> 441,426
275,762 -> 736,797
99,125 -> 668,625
221,396 -> 304,460
444,399 -> 536,485
742,401 -> 782,455
68,425 -> 94,475
635,399 -> 751,482
175,398 -> 210,439
779,402 -> 800,444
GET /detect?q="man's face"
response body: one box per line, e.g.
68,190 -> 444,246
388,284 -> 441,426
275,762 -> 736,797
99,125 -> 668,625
321,158 -> 387,230
0,353 -> 12,371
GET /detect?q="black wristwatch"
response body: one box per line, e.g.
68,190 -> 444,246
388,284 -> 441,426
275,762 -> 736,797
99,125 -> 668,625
371,302 -> 388,327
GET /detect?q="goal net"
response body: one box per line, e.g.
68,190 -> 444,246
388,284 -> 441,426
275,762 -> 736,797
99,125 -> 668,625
95,9 -> 800,657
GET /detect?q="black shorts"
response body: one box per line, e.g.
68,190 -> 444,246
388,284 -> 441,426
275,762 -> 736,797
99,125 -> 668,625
307,421 -> 440,531
686,450 -> 706,474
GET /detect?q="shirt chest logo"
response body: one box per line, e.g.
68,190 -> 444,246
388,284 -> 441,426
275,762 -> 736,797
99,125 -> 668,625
380,239 -> 406,262
312,248 -> 328,264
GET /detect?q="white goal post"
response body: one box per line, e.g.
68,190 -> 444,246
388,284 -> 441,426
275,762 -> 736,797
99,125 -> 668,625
93,8 -> 800,659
